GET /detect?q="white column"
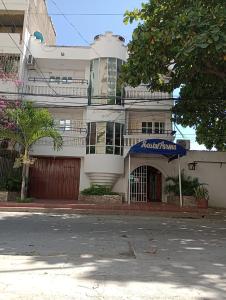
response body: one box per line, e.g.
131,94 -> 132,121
128,154 -> 131,205
178,154 -> 183,207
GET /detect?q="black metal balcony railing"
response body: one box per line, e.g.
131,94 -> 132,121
0,54 -> 20,79
125,129 -> 176,136
28,77 -> 88,85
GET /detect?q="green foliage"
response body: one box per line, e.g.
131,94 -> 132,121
0,102 -> 63,157
194,185 -> 209,200
16,197 -> 33,203
172,97 -> 226,150
0,102 -> 63,200
122,0 -> 226,150
81,185 -> 119,196
5,174 -> 21,192
165,172 -> 200,196
0,178 -> 7,191
0,171 -> 22,192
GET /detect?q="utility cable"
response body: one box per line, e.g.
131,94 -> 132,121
0,0 -> 59,96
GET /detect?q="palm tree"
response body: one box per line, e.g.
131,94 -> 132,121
0,102 -> 63,200
165,171 -> 200,197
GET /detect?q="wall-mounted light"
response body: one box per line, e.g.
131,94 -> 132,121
188,162 -> 197,170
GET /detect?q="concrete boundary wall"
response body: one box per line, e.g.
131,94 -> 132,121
180,151 -> 226,208
120,150 -> 226,208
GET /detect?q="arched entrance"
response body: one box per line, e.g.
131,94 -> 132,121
130,166 -> 162,203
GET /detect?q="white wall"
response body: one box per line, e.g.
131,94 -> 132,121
29,38 -> 91,60
0,0 -> 27,10
182,151 -> 226,208
0,33 -> 22,54
79,157 -> 90,191
30,143 -> 86,158
0,80 -> 18,94
86,107 -> 125,123
84,155 -> 124,187
28,31 -> 127,63
117,151 -> 226,208
90,32 -> 127,61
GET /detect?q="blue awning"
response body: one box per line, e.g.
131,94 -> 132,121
129,139 -> 186,161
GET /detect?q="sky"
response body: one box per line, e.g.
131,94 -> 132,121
46,0 -> 206,151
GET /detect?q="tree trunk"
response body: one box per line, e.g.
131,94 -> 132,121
21,163 -> 29,200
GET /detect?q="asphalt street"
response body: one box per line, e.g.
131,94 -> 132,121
0,212 -> 226,300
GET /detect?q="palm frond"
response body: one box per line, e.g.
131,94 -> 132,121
31,129 -> 63,151
4,102 -> 63,151
165,171 -> 201,196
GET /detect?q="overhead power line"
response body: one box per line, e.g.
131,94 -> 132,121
49,0 -> 102,57
49,0 -> 94,46
0,0 -> 59,96
30,13 -> 125,16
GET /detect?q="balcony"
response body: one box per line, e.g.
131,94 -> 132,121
0,54 -> 20,96
32,121 -> 87,155
24,82 -> 88,97
0,79 -> 18,94
31,133 -> 86,157
124,130 -> 175,148
35,136 -> 86,147
23,81 -> 88,106
124,86 -> 174,110
54,120 -> 87,135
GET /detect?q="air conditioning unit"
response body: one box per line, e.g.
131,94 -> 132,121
27,55 -> 36,69
176,139 -> 190,150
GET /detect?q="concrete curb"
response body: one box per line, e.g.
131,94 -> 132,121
0,206 -> 213,219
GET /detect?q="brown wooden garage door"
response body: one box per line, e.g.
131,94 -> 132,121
29,157 -> 81,200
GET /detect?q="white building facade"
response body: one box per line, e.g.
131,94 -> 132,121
1,0 -> 226,207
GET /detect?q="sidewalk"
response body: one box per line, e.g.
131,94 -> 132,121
0,200 -> 226,219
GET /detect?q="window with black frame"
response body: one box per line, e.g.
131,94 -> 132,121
59,119 -> 71,131
154,122 -> 165,134
106,122 -> 114,154
86,122 -> 96,154
142,122 -> 152,134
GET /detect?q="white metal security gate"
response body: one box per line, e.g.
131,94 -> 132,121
130,166 -> 148,203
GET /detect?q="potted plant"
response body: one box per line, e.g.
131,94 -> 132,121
79,185 -> 122,205
194,185 -> 209,209
0,173 -> 21,201
165,171 -> 200,206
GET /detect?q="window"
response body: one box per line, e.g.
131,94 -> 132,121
62,77 -> 67,84
62,76 -> 73,84
67,76 -> 73,83
59,120 -> 71,131
86,122 -> 124,155
90,58 -> 124,105
106,122 -> 114,154
96,123 -> 106,154
50,76 -> 55,82
55,76 -> 61,84
115,123 -> 121,155
154,122 -> 165,134
86,122 -> 96,154
142,122 -> 152,134
49,76 -> 73,84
